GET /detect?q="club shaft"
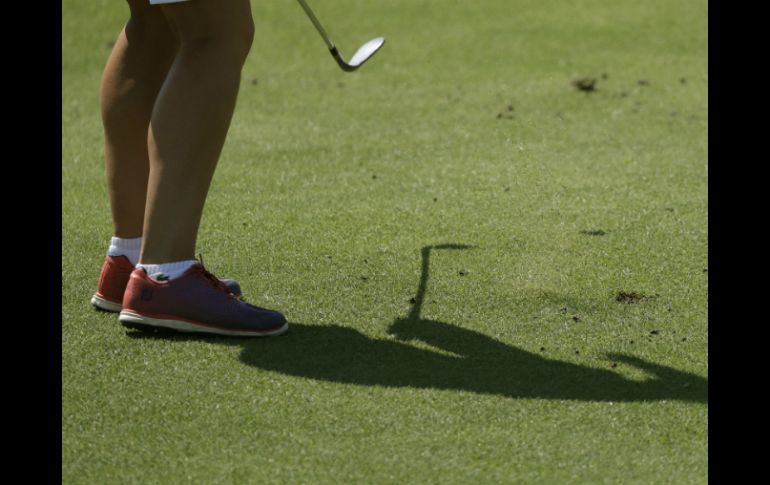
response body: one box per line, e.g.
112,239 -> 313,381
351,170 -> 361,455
295,0 -> 335,50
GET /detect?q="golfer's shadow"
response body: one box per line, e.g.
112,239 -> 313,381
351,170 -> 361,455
235,244 -> 707,403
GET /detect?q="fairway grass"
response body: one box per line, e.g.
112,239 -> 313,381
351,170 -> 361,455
62,1 -> 707,483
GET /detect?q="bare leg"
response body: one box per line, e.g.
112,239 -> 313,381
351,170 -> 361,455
101,0 -> 178,238
140,0 -> 254,263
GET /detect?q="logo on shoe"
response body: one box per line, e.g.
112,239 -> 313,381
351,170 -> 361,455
141,288 -> 153,301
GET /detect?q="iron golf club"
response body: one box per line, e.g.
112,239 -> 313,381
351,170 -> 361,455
295,0 -> 385,72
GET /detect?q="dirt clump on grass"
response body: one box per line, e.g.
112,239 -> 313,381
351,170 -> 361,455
572,78 -> 596,92
615,291 -> 648,304
496,104 -> 514,120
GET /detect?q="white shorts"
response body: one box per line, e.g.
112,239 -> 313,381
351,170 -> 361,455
149,0 -> 189,4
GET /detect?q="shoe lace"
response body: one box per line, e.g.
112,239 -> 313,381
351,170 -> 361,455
197,254 -> 234,296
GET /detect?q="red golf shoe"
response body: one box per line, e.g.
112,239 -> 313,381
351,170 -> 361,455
118,264 -> 287,337
92,255 -> 242,312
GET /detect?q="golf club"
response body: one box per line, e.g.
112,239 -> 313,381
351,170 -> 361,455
295,0 -> 385,72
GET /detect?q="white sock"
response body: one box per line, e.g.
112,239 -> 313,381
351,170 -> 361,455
107,236 -> 142,266
136,260 -> 198,281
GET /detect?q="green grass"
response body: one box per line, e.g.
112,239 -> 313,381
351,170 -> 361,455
62,0 -> 707,483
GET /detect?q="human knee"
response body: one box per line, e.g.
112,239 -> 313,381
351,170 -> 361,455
178,17 -> 254,67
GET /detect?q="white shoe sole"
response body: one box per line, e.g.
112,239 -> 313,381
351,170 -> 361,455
91,294 -> 122,313
118,310 -> 289,337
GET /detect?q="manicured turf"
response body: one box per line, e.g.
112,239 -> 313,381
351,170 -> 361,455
62,0 -> 707,483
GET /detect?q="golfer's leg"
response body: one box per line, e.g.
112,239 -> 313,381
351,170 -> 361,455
101,0 -> 178,238
140,0 -> 254,263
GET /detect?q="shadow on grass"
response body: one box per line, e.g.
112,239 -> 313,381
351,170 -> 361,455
127,244 -> 707,403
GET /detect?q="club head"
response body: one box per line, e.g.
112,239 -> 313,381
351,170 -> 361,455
331,36 -> 385,72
